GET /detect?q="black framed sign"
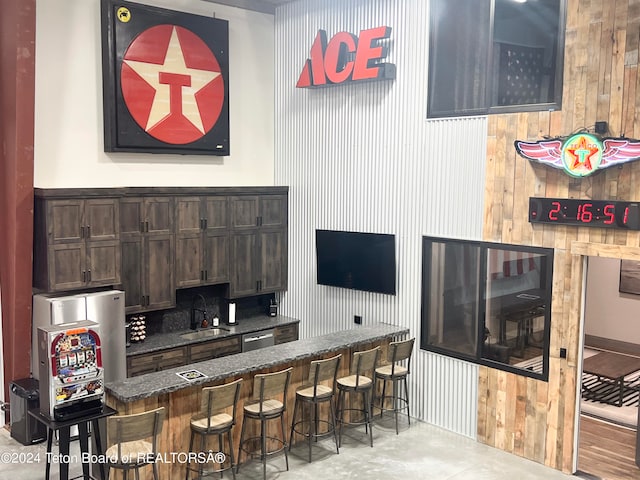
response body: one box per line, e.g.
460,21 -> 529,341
100,0 -> 229,155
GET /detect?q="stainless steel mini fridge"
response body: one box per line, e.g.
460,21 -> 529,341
32,290 -> 126,383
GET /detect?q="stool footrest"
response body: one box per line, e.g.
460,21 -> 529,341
291,419 -> 336,439
239,435 -> 287,459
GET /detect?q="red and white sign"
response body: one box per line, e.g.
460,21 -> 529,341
296,26 -> 395,88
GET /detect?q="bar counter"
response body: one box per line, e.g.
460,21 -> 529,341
104,322 -> 409,479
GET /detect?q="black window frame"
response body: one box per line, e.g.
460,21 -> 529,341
420,236 -> 553,381
427,0 -> 567,119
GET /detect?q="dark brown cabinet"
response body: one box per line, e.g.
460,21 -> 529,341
175,196 -> 229,288
274,323 -> 299,344
229,195 -> 288,298
126,346 -> 188,377
33,187 -> 288,305
120,197 -> 175,313
33,196 -> 120,291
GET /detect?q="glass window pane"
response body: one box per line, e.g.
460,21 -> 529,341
424,241 -> 481,358
428,0 -> 491,117
483,247 -> 551,372
492,0 -> 562,107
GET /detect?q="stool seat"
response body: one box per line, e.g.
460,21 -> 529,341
244,398 -> 284,416
375,364 -> 408,378
190,412 -> 233,432
296,384 -> 332,399
337,374 -> 372,389
105,440 -> 153,462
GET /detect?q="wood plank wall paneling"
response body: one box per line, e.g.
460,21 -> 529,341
481,0 -> 640,472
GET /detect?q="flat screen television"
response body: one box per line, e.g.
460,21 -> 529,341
315,229 -> 396,295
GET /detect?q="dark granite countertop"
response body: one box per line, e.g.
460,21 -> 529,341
107,322 -> 409,403
126,315 -> 300,356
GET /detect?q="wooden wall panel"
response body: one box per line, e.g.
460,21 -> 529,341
481,0 -> 640,472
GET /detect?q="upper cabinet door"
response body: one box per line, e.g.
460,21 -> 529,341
84,199 -> 119,241
260,195 -> 288,229
203,196 -> 229,232
48,200 -> 84,244
230,196 -> 259,229
145,197 -> 174,235
176,197 -> 202,235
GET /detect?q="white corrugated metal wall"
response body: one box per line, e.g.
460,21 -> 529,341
273,0 -> 486,438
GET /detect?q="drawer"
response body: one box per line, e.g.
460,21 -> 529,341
189,336 -> 242,363
274,324 -> 298,345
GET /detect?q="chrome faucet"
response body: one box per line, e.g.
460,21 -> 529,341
190,294 -> 208,330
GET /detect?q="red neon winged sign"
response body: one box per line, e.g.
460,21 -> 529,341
515,133 -> 640,178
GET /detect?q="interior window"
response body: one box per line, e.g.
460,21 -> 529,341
420,237 -> 553,380
428,0 -> 565,118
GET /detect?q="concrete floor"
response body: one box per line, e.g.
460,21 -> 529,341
0,415 -> 576,480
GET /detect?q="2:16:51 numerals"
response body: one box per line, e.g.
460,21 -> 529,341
548,201 -> 621,224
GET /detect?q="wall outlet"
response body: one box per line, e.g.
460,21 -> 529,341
354,315 -> 362,325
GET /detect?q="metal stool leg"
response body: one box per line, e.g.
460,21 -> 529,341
329,396 -> 340,454
227,429 -> 237,480
236,417 -> 247,473
289,396 -> 299,451
280,412 -> 289,471
405,376 -> 411,424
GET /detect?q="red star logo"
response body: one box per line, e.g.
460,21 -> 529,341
120,25 -> 224,145
566,136 -> 600,172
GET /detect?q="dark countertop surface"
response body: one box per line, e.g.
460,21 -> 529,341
107,322 -> 409,403
126,315 -> 301,356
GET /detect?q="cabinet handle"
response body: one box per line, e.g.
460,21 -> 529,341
200,270 -> 204,281
86,225 -> 91,238
256,280 -> 260,291
80,226 -> 85,239
200,218 -> 204,230
205,270 -> 208,281
204,218 -> 208,229
87,270 -> 91,282
145,221 -> 149,232
141,295 -> 146,306
82,271 -> 86,282
146,295 -> 150,305
140,221 -> 145,233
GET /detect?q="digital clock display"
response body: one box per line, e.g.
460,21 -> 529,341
529,197 -> 640,230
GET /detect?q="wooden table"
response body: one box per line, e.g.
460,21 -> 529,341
582,352 -> 640,407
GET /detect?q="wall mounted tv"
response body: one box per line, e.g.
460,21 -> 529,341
315,229 -> 397,295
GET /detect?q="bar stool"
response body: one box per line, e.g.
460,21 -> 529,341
105,406 -> 165,480
185,378 -> 242,480
237,367 -> 292,480
373,338 -> 415,434
335,346 -> 379,448
289,354 -> 341,462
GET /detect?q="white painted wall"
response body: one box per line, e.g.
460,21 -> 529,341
585,256 -> 640,345
34,0 -> 274,188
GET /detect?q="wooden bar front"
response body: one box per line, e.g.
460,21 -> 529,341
105,332 -> 402,479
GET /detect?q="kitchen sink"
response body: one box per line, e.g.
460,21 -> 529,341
180,328 -> 230,341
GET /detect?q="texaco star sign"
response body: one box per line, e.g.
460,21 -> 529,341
101,0 -> 229,155
121,25 -> 223,145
